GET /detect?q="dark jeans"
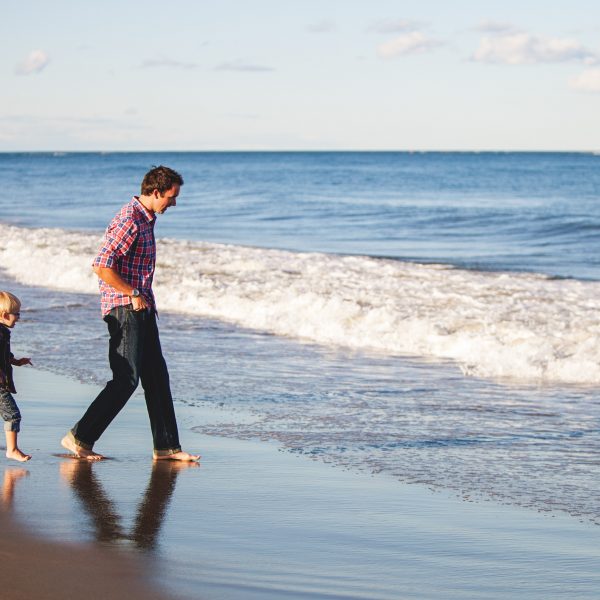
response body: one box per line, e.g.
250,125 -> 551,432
71,306 -> 181,455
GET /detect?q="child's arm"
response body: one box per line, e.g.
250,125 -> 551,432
10,357 -> 32,367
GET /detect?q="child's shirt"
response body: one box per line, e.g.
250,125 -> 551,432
0,324 -> 16,393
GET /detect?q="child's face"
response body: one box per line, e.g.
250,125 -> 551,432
0,310 -> 20,328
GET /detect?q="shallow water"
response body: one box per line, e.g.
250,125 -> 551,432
7,369 -> 600,600
3,273 -> 599,526
1,151 -> 599,527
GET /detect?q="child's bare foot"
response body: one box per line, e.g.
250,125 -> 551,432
6,448 -> 31,462
61,435 -> 104,461
153,450 -> 200,462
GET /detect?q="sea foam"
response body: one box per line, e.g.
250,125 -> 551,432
1,222 -> 599,385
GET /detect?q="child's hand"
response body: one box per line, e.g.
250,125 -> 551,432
11,357 -> 32,367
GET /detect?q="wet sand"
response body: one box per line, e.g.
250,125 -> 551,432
2,367 -> 600,600
0,510 -> 173,600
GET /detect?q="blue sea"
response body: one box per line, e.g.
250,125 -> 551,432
1,151 -> 599,523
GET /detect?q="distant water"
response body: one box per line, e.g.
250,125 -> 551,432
1,152 -> 599,524
2,151 -> 600,279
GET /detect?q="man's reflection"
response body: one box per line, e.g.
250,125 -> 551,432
59,460 -> 197,551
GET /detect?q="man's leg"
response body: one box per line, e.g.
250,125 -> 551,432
139,312 -> 181,455
64,306 -> 144,458
140,313 -> 199,461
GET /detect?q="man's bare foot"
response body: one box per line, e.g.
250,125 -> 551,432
61,435 -> 104,461
153,450 -> 200,462
6,448 -> 31,462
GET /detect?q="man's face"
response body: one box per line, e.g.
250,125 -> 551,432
153,184 -> 180,214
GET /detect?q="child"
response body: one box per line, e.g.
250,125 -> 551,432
0,291 -> 32,462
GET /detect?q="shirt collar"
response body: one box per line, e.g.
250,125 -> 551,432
131,196 -> 156,223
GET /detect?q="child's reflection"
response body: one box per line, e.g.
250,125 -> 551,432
2,467 -> 29,510
59,460 -> 197,550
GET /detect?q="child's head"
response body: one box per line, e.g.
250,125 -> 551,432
0,291 -> 21,328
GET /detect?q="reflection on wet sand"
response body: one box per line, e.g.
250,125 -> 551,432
1,464 -> 177,600
59,460 -> 198,550
2,467 -> 29,510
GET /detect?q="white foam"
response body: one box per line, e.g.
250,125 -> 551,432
2,222 -> 599,385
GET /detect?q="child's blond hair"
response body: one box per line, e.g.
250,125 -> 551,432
0,291 -> 21,314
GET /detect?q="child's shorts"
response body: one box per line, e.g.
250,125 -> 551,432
0,388 -> 21,432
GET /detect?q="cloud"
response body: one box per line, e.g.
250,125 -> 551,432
368,19 -> 423,34
15,50 -> 50,75
141,58 -> 200,69
215,60 -> 274,72
306,19 -> 335,33
569,68 -> 600,92
473,33 -> 598,65
474,20 -> 518,34
377,31 -> 441,58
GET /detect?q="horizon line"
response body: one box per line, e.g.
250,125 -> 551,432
1,149 -> 599,154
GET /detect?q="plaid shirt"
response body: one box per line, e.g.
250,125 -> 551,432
93,197 -> 157,315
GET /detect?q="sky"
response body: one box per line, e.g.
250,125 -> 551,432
1,0 -> 600,151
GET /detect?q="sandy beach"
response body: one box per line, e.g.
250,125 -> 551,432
0,366 -> 597,600
0,511 -> 174,600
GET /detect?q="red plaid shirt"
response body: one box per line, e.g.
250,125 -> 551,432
93,197 -> 157,315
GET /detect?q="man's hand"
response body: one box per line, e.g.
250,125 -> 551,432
93,266 -> 149,311
131,295 -> 149,311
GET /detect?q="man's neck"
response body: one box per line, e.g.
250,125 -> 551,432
138,194 -> 155,214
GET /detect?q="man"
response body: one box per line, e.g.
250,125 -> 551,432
61,166 -> 199,462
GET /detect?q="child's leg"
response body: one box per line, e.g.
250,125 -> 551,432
0,389 -> 30,461
5,430 -> 31,462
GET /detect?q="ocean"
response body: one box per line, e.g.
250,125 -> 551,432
1,151 -> 599,523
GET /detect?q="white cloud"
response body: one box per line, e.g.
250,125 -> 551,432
473,33 -> 598,65
569,68 -> 600,92
474,20 -> 518,34
215,60 -> 274,72
368,19 -> 422,34
15,50 -> 50,75
377,32 -> 441,58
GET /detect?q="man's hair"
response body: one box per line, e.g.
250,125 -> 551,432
0,291 -> 21,314
140,165 -> 184,196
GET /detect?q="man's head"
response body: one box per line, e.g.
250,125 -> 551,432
140,165 -> 184,215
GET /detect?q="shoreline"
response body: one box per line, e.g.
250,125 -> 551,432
3,366 -> 600,599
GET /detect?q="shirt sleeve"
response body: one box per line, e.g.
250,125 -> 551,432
93,218 -> 138,269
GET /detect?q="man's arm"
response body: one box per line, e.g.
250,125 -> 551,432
93,266 -> 148,311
